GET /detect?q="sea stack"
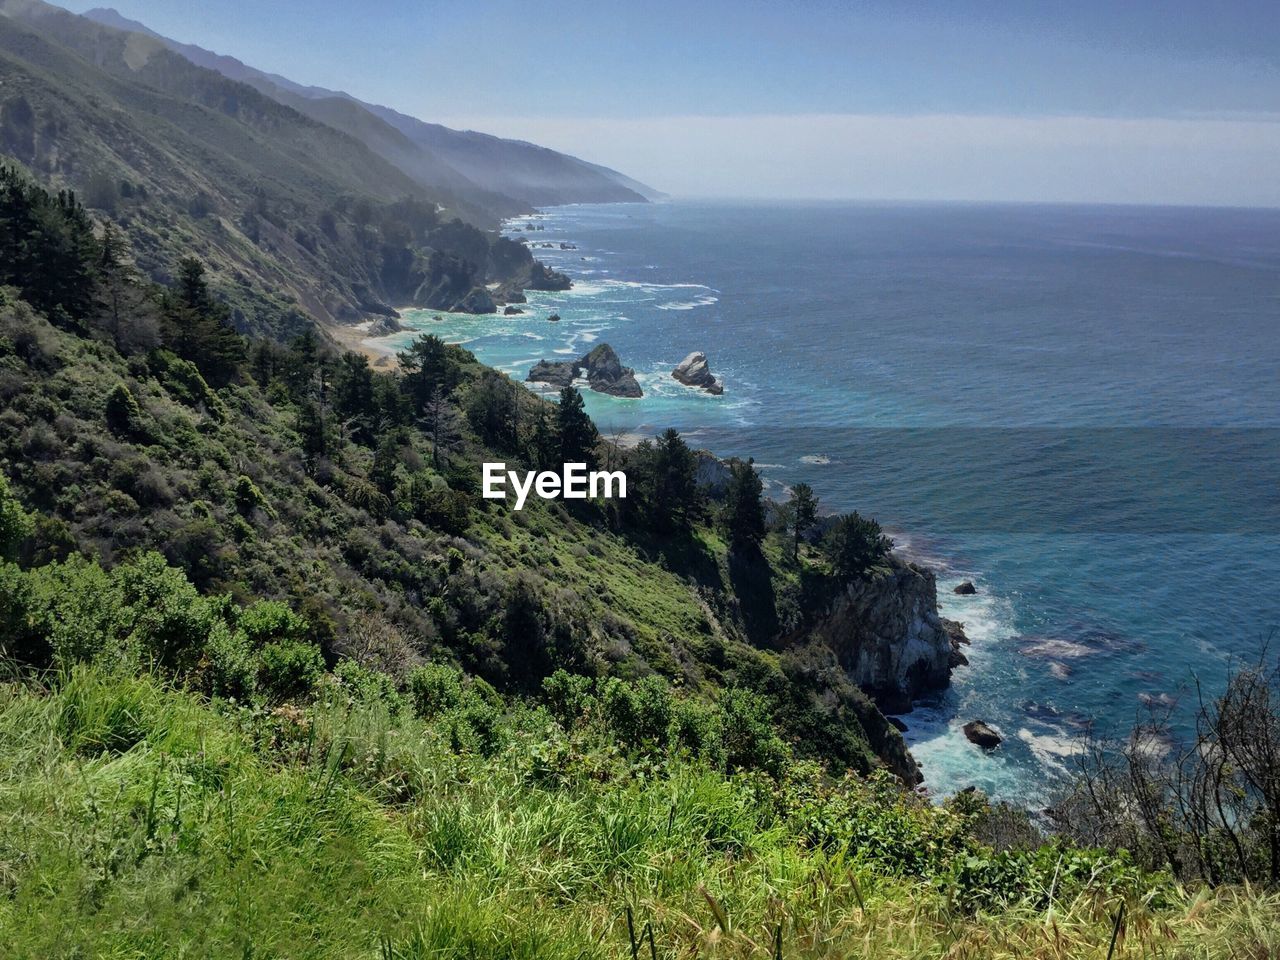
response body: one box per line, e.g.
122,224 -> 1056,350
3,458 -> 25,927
672,351 -> 723,395
526,343 -> 643,397
580,343 -> 643,397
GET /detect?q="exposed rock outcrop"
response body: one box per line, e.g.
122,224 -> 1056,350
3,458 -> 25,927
943,618 -> 970,667
964,720 -> 1002,748
580,343 -> 642,397
526,359 -> 578,388
672,351 -> 723,395
524,261 -> 572,291
954,581 -> 977,595
503,305 -> 523,315
525,343 -> 642,397
804,559 -> 959,713
366,315 -> 403,337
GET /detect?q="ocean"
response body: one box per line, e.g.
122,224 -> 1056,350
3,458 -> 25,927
378,200 -> 1280,804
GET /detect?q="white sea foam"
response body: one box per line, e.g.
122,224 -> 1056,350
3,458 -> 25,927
657,295 -> 720,311
1016,728 -> 1083,777
800,454 -> 832,465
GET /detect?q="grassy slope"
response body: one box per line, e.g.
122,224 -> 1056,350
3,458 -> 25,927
1,666 -> 1275,959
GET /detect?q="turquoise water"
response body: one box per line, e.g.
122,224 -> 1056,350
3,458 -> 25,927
379,201 -> 1280,804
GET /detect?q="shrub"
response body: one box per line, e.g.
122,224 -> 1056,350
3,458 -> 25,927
407,663 -> 463,719
671,696 -> 724,762
602,675 -> 672,747
234,474 -> 267,517
719,687 -> 789,776
0,471 -> 31,560
541,669 -> 595,727
333,659 -> 403,709
104,382 -> 141,435
238,600 -> 309,648
113,551 -> 216,673
201,621 -> 257,700
257,640 -> 325,702
449,686 -> 505,756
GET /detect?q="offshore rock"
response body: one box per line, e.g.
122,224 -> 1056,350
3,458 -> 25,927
526,359 -> 578,388
964,720 -> 1003,749
526,343 -> 643,397
580,343 -> 642,397
672,351 -> 723,394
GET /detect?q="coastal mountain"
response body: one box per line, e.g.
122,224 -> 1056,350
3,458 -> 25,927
81,6 -> 660,208
0,0 -> 578,336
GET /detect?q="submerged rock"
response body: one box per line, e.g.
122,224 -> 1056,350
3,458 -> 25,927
964,720 -> 1002,749
548,313 -> 561,322
672,351 -> 723,395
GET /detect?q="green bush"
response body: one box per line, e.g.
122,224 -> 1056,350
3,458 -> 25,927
719,687 -> 789,776
238,600 -> 309,648
408,662 -> 463,719
113,551 -> 218,673
0,471 -> 32,559
257,640 -> 325,702
201,621 -> 257,700
233,474 -> 267,517
541,669 -> 595,727
333,659 -> 403,710
602,675 -> 672,747
671,696 -> 724,763
104,382 -> 141,435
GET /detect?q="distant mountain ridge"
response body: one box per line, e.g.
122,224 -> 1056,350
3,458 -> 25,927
82,6 -> 661,210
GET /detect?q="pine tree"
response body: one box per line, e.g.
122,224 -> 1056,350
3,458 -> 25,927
163,258 -> 244,387
332,352 -> 376,445
788,482 -> 819,557
651,428 -> 699,532
724,458 -> 766,552
556,386 -> 598,468
397,334 -> 459,416
0,166 -> 100,324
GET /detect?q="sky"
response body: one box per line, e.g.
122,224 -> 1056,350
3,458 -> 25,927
58,0 -> 1280,205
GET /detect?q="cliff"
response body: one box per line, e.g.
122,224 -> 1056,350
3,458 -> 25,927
803,558 -> 965,713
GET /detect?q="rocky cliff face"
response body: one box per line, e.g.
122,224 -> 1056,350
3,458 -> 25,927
804,559 -> 962,713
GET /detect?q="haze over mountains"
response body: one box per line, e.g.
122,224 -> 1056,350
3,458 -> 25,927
0,0 -> 655,337
81,6 -> 660,210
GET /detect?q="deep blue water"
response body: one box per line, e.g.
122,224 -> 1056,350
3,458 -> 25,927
379,200 -> 1280,803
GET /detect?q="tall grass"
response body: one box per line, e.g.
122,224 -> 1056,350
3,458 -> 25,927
0,668 -> 1277,958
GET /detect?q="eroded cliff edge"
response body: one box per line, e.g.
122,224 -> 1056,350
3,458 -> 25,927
803,558 -> 967,714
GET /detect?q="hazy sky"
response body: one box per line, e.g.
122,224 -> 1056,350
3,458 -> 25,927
58,0 -> 1280,204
